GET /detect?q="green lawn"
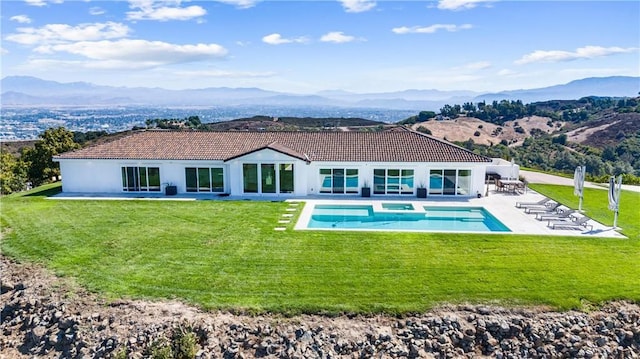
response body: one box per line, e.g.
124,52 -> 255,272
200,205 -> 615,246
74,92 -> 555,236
1,183 -> 638,314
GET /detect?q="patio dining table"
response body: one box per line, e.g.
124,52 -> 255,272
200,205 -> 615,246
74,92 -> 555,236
497,179 -> 525,194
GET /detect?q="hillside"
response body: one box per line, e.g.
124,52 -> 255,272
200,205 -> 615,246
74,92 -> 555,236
410,116 -> 562,146
566,111 -> 640,148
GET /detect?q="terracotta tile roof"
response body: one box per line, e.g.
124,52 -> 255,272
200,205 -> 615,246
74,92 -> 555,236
54,129 -> 491,163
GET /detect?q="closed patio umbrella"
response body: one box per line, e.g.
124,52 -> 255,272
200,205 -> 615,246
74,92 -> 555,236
608,175 -> 623,228
573,165 -> 585,211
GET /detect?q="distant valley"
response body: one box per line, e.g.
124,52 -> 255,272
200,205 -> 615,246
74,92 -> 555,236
1,75 -> 638,141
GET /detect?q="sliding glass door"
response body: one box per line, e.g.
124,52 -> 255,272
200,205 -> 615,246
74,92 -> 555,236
319,168 -> 358,194
185,167 -> 225,192
243,163 -> 294,194
428,169 -> 473,196
374,169 -> 414,195
122,166 -> 160,192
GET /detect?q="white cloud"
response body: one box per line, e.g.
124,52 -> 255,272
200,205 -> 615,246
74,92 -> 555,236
89,7 -> 106,15
515,45 -> 638,65
24,0 -> 63,6
392,24 -> 472,34
5,22 -> 130,45
437,0 -> 494,11
454,61 -> 491,71
320,31 -> 357,43
497,69 -> 517,76
214,0 -> 260,9
127,0 -> 206,21
262,33 -> 308,45
339,0 -> 376,13
10,15 -> 32,24
34,39 -> 227,65
25,0 -> 47,6
0,47 -> 8,55
22,58 -> 158,70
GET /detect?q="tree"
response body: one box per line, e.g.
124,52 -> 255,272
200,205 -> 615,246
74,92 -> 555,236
0,151 -> 28,195
417,111 -> 436,122
462,102 -> 476,112
23,127 -> 80,186
439,104 -> 460,118
551,134 -> 567,145
601,146 -> 617,162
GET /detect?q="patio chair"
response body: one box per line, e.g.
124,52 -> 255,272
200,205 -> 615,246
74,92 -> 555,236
525,202 -> 560,214
548,216 -> 593,231
536,209 -> 575,221
515,197 -> 551,208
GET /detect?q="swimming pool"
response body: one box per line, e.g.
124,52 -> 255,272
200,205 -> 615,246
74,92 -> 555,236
306,204 -> 510,232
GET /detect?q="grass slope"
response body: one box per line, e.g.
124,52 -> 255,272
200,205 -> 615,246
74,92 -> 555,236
1,183 -> 638,314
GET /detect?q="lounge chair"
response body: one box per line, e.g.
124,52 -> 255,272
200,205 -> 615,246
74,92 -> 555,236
548,216 -> 593,231
516,198 -> 551,209
525,202 -> 560,214
536,209 -> 575,221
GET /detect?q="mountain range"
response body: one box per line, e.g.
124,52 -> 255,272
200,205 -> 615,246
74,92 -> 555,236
1,76 -> 638,110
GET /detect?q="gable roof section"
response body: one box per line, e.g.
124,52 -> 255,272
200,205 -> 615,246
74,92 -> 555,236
223,142 -> 310,162
54,129 -> 491,163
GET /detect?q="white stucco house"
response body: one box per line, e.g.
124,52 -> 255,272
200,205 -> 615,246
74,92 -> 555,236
53,128 -> 518,198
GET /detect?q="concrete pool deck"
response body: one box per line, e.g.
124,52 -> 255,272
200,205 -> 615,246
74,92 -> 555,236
291,189 -> 626,238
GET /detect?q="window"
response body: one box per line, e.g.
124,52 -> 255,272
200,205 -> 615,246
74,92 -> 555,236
457,170 -> 471,195
444,169 -> 456,195
345,169 -> 358,194
374,169 -> 414,195
400,169 -> 414,195
261,164 -> 276,193
428,169 -> 472,196
121,166 -> 160,192
279,164 -> 294,193
185,167 -> 224,192
243,164 -> 258,193
429,170 -> 443,195
320,168 -> 358,194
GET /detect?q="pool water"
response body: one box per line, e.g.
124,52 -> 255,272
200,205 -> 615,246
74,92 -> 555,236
307,205 -> 510,232
381,203 -> 414,210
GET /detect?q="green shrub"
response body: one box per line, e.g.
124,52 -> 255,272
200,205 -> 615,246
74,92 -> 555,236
171,325 -> 199,359
146,339 -> 173,359
416,126 -> 432,135
114,347 -> 129,359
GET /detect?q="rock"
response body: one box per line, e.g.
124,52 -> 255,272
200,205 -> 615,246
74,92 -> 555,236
438,334 -> 450,345
30,325 -> 47,343
1,281 -> 15,294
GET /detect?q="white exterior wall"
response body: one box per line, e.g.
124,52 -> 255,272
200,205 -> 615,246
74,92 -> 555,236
58,155 -> 490,198
59,159 -> 125,193
57,158 -> 227,194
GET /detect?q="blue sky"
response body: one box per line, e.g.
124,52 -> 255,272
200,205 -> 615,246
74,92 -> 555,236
1,0 -> 638,93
